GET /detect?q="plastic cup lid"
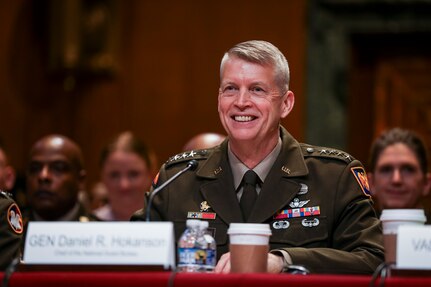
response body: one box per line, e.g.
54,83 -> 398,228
227,223 -> 272,236
380,209 -> 427,222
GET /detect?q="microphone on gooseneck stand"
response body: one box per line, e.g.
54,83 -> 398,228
145,160 -> 199,222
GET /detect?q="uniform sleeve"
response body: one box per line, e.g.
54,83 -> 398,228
0,199 -> 23,270
279,160 -> 384,274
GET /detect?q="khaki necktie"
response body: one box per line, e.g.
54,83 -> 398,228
240,170 -> 260,222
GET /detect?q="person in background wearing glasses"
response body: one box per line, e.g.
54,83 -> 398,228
367,128 -> 431,223
132,40 -> 384,274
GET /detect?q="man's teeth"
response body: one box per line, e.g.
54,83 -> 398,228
235,116 -> 253,122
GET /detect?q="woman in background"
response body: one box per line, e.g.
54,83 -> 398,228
93,131 -> 156,221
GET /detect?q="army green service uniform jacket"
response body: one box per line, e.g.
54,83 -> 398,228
132,126 -> 384,274
0,191 -> 23,270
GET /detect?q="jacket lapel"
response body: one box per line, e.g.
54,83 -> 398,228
249,127 -> 309,223
197,141 -> 243,224
249,175 -> 300,223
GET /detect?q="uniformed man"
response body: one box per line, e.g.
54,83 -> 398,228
1,191 -> 23,270
24,135 -> 97,228
132,40 -> 384,274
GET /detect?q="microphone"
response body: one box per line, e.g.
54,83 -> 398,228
146,160 -> 198,221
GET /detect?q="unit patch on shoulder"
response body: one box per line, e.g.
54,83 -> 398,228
152,172 -> 160,187
351,167 -> 371,197
7,203 -> 23,234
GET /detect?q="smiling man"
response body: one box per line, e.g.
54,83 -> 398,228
132,40 -> 384,274
367,128 -> 431,222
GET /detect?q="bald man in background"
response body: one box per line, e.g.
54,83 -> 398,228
182,133 -> 226,151
24,135 -> 97,223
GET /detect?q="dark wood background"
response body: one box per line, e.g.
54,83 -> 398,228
0,0 -> 307,193
1,0 -> 431,212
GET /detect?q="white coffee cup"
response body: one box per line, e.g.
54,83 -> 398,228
227,223 -> 272,273
380,209 -> 427,264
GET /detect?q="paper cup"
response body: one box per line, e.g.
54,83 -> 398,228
227,223 -> 272,273
380,209 -> 426,264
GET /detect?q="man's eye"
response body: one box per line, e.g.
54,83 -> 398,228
378,166 -> 393,175
226,86 -> 236,91
28,163 -> 42,174
250,87 -> 266,96
50,162 -> 71,173
401,165 -> 417,175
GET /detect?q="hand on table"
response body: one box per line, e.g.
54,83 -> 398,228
214,252 -> 283,273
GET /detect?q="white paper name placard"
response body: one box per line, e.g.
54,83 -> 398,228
397,225 -> 431,270
23,222 -> 175,269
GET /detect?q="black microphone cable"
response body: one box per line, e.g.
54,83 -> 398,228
2,256 -> 20,287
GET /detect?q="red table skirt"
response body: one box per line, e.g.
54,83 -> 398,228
1,271 -> 431,287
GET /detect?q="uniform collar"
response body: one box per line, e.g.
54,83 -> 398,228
277,126 -> 309,177
195,126 -> 309,179
228,137 -> 282,190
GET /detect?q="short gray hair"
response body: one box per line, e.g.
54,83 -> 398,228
220,40 -> 290,94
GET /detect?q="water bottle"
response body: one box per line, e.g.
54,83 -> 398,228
177,219 -> 203,272
177,219 -> 217,272
199,220 -> 216,272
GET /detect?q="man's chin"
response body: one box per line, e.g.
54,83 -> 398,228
33,203 -> 61,218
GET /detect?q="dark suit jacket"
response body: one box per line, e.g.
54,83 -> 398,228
132,126 -> 384,274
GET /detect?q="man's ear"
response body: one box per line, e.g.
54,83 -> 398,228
281,91 -> 295,119
422,172 -> 431,197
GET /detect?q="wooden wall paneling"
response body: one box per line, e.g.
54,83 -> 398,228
0,0 -> 307,197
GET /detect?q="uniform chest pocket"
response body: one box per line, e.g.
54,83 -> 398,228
269,216 -> 328,247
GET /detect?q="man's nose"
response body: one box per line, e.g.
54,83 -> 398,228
235,89 -> 252,105
37,165 -> 52,184
39,165 -> 50,178
391,169 -> 402,183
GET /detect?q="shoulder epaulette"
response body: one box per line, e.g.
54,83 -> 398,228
300,144 -> 355,163
0,190 -> 13,199
165,149 -> 210,168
